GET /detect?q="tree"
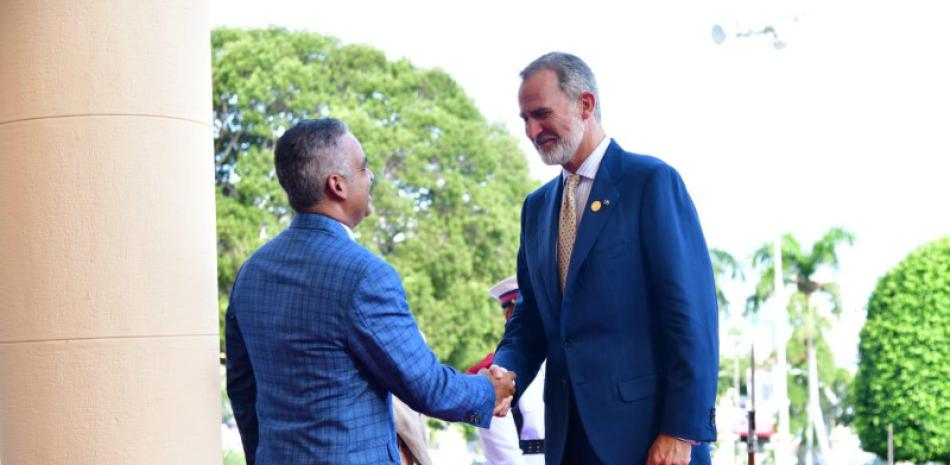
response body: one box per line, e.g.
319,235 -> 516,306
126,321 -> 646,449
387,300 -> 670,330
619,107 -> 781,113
709,247 -> 748,406
710,248 -> 743,314
212,27 -> 537,368
854,236 -> 950,463
784,293 -> 854,433
748,227 -> 854,465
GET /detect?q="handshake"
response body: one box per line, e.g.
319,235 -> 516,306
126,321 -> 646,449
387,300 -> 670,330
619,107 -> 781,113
479,364 -> 517,417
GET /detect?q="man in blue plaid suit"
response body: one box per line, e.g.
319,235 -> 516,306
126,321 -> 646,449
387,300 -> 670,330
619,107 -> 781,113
226,119 -> 517,465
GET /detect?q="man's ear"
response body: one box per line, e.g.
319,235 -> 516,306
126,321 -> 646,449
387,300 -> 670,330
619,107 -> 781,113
579,91 -> 596,120
326,173 -> 348,201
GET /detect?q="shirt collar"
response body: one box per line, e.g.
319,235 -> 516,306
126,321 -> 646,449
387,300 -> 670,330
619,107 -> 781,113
290,213 -> 355,240
339,222 -> 355,240
561,136 -> 610,181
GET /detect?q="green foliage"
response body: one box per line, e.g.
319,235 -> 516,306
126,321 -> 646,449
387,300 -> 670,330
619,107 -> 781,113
212,27 -> 537,368
784,299 -> 853,434
854,236 -> 950,463
720,305 -> 853,440
711,247 -> 743,400
746,228 -> 855,455
222,450 -> 246,465
710,248 -> 743,314
747,228 -> 854,315
459,423 -> 479,442
716,350 -> 750,400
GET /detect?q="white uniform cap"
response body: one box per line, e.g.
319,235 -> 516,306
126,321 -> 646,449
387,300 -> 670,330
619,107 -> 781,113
488,275 -> 519,304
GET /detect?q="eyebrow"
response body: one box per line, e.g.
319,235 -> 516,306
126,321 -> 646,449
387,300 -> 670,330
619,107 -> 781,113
520,107 -> 552,120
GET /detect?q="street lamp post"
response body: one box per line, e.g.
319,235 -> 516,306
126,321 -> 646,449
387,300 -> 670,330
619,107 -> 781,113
711,24 -> 794,465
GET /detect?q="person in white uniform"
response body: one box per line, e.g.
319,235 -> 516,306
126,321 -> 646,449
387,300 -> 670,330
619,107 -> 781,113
470,276 -> 546,465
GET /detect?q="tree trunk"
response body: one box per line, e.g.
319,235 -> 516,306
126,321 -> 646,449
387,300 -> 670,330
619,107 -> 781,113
805,299 -> 831,464
771,238 -> 793,465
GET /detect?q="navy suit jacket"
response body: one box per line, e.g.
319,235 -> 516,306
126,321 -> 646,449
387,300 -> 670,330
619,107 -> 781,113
226,213 -> 495,465
494,141 -> 719,465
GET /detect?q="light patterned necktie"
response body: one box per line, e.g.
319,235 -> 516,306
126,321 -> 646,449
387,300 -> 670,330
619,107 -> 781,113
557,174 -> 581,292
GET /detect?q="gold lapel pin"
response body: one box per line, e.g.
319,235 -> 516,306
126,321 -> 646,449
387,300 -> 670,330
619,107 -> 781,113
591,200 -> 602,212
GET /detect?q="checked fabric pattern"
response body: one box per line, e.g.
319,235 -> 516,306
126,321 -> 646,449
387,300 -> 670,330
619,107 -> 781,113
226,213 -> 494,465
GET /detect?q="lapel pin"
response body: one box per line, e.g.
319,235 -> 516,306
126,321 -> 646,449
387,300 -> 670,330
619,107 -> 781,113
603,199 -> 610,206
591,200 -> 602,212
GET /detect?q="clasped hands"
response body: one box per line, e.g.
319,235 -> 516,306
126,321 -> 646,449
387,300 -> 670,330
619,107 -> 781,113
478,364 -> 516,417
477,365 -> 692,464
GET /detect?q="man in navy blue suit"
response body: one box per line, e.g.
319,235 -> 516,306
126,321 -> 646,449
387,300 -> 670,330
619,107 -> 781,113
490,52 -> 719,465
225,119 -> 516,465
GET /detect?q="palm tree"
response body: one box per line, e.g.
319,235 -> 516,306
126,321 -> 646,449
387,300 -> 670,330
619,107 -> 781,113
710,248 -> 744,314
710,246 -> 748,465
747,227 -> 854,465
709,248 -> 745,400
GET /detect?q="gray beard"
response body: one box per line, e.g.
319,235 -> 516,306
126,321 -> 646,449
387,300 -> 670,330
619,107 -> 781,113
536,120 -> 584,166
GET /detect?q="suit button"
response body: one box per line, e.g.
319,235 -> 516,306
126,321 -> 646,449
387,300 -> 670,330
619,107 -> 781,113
564,338 -> 573,347
561,378 -> 568,386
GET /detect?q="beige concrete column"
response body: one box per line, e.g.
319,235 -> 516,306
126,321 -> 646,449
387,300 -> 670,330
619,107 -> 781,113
0,1 -> 219,464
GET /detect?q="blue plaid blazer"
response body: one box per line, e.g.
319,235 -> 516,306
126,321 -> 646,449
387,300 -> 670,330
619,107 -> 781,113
226,213 -> 494,465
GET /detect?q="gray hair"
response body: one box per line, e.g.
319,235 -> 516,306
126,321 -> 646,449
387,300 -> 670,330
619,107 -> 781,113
274,118 -> 352,212
520,52 -> 601,121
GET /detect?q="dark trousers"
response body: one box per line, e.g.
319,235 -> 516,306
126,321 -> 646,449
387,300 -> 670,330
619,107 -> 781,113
562,388 -> 603,465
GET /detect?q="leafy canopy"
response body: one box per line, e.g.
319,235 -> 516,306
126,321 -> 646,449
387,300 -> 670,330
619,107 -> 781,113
747,227 -> 855,315
854,236 -> 950,463
744,228 -> 855,444
212,27 -> 537,368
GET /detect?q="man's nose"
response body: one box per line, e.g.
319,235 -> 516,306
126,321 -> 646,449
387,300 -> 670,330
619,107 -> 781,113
525,119 -> 542,141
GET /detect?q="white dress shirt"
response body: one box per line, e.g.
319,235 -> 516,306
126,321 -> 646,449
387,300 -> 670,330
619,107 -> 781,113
561,136 -> 610,228
340,221 -> 355,240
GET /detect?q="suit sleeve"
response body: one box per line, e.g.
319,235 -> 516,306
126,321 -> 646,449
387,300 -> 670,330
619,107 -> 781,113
493,197 -> 548,403
640,164 -> 719,442
346,259 -> 496,428
225,285 -> 259,465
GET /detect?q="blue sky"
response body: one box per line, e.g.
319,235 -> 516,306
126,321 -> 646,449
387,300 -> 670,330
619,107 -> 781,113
210,0 -> 950,368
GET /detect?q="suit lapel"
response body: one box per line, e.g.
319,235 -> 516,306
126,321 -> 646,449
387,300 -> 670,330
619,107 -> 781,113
538,177 -> 563,314
564,142 -> 624,295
